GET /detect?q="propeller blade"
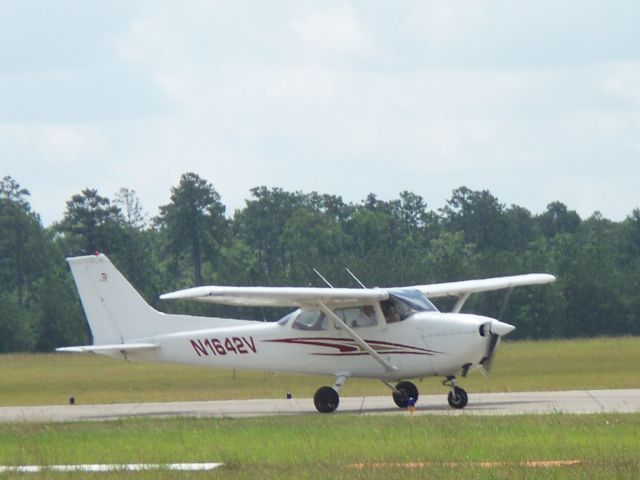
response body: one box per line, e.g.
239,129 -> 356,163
480,334 -> 501,376
480,285 -> 516,377
479,320 -> 514,376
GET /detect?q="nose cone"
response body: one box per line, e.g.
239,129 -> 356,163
490,319 -> 516,336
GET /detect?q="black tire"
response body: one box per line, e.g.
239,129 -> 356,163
314,386 -> 339,413
447,386 -> 468,409
392,381 -> 419,408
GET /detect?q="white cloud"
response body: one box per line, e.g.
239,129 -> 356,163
403,0 -> 490,44
290,4 -> 375,61
35,126 -> 108,164
0,124 -> 107,166
602,61 -> 640,104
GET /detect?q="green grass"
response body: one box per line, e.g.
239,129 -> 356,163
1,337 -> 639,479
0,414 -> 639,479
1,336 -> 638,407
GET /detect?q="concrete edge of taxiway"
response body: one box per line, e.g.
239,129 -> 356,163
0,389 -> 639,423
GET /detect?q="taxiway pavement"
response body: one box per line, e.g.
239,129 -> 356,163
1,389 -> 638,423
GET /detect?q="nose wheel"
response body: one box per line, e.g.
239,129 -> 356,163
443,377 -> 468,409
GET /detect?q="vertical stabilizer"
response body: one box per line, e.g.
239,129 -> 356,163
67,254 -> 160,344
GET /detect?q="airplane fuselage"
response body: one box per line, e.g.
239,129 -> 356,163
120,311 -> 496,380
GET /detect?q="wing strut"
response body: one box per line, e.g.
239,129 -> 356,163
452,292 -> 471,313
318,302 -> 398,373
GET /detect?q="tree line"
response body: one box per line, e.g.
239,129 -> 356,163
1,173 -> 639,352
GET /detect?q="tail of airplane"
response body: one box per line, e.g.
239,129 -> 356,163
61,254 -> 255,354
67,254 -> 164,344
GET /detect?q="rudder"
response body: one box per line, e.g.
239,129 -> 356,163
67,254 -> 161,344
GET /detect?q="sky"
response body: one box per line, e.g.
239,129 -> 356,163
1,0 -> 639,225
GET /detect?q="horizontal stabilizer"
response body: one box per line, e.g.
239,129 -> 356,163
56,343 -> 159,354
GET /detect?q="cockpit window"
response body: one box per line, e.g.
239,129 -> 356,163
335,306 -> 377,328
291,310 -> 328,330
382,288 -> 438,323
289,305 -> 378,330
285,292 -> 434,329
277,311 -> 297,326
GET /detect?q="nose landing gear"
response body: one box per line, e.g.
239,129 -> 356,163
443,376 -> 468,409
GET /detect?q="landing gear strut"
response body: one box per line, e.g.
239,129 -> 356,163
443,376 -> 468,409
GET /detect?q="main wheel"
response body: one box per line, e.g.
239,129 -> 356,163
447,386 -> 468,409
392,381 -> 419,408
314,386 -> 339,413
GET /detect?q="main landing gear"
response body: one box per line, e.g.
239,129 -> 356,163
314,386 -> 339,413
443,376 -> 468,409
380,380 -> 420,408
312,376 -> 469,413
314,375 -> 347,413
391,381 -> 419,408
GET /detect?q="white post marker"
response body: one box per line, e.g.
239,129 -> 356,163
0,463 -> 223,473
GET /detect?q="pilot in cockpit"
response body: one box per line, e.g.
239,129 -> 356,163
355,305 -> 376,327
381,300 -> 401,323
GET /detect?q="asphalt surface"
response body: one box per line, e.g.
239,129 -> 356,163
1,389 -> 638,423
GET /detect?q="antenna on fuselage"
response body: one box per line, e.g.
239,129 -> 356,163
346,268 -> 367,289
313,268 -> 334,288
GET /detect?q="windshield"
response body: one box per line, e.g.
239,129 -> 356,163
382,288 -> 438,323
277,311 -> 297,326
291,310 -> 328,330
389,289 -> 438,312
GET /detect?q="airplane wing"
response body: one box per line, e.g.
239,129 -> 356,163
160,286 -> 388,307
411,274 -> 556,298
411,273 -> 556,313
56,343 -> 160,354
161,275 -> 555,308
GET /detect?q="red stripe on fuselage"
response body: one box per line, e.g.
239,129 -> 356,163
264,337 -> 442,356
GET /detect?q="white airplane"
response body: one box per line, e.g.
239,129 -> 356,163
58,254 -> 555,413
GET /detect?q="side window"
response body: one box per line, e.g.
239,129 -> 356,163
292,310 -> 328,330
335,306 -> 377,328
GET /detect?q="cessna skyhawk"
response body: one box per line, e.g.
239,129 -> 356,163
58,254 -> 555,413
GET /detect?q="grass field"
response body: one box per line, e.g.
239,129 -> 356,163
1,336 -> 638,406
1,337 -> 639,479
1,414 -> 639,479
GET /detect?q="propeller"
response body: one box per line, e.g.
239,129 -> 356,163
479,330 -> 501,376
480,287 -> 515,376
